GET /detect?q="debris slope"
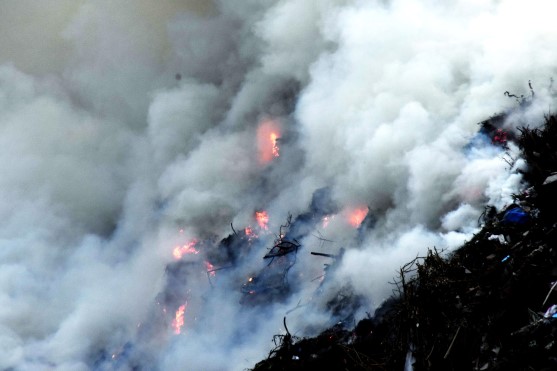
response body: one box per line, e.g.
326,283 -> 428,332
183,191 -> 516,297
252,114 -> 557,371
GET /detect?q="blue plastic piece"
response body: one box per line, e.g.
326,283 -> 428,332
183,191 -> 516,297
502,207 -> 529,225
501,255 -> 510,262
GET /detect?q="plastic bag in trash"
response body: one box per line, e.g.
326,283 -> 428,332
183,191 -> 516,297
502,207 -> 530,225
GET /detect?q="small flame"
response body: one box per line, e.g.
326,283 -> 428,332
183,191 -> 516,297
255,211 -> 269,230
173,240 -> 199,260
205,261 -> 216,277
257,118 -> 282,165
172,303 -> 187,334
270,132 -> 280,158
345,207 -> 368,228
245,226 -> 259,241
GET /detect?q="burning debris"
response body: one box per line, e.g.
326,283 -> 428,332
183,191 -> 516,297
242,217 -> 302,306
263,240 -> 300,260
258,118 -> 282,165
7,2 -> 557,370
147,212 -> 308,341
171,303 -> 187,335
344,206 -> 369,229
251,112 -> 557,370
256,211 -> 270,231
172,240 -> 199,260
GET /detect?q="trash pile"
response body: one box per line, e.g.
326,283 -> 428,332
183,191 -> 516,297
252,113 -> 557,370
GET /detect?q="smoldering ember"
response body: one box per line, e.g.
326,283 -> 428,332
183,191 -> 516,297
2,2 -> 557,371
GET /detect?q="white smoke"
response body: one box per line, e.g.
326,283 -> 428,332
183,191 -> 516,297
1,0 -> 556,369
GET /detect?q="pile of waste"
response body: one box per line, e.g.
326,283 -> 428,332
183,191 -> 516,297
252,113 -> 557,370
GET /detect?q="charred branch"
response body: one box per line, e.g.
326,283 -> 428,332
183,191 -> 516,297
230,222 -> 238,236
310,252 -> 337,258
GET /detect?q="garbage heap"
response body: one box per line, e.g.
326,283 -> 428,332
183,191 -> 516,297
252,114 -> 557,371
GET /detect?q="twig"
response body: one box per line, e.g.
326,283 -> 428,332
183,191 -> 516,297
502,153 -> 516,168
311,252 -> 336,258
542,281 -> 557,307
529,80 -> 535,98
426,345 -> 435,361
286,300 -> 305,315
283,317 -> 291,337
443,326 -> 461,359
278,214 -> 292,240
206,265 -> 233,288
208,265 -> 233,273
312,231 -> 334,243
311,274 -> 325,282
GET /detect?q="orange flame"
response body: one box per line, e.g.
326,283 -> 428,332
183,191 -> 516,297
173,240 -> 199,260
245,226 -> 258,241
245,226 -> 254,236
345,207 -> 368,228
255,211 -> 269,230
172,303 -> 187,334
270,132 -> 280,158
257,119 -> 282,165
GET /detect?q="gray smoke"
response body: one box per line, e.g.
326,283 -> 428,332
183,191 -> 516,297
1,0 -> 556,370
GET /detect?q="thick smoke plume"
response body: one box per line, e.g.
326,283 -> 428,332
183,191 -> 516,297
1,0 -> 556,369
